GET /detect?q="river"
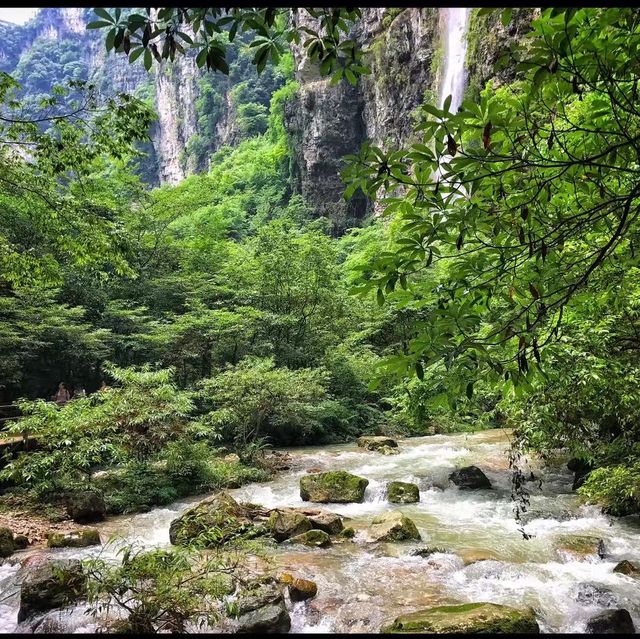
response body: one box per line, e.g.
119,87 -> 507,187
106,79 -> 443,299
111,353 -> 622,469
1,428 -> 640,633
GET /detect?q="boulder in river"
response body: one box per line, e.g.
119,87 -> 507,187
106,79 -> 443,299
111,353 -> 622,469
66,490 -> 106,523
357,436 -> 398,452
169,492 -> 267,547
556,534 -> 606,560
300,471 -> 369,503
449,466 -> 492,490
585,609 -> 635,634
614,560 -> 640,577
18,557 -> 86,623
46,529 -> 101,548
573,582 -> 619,607
288,529 -> 331,548
267,509 -> 312,542
0,527 -> 15,557
280,574 -> 318,602
387,481 -> 420,504
367,511 -> 421,543
14,534 -> 28,550
232,579 -> 291,634
411,547 -> 450,558
307,510 -> 344,535
381,602 -> 539,633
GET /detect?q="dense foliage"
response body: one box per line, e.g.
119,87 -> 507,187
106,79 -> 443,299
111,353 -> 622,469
0,6 -> 639,525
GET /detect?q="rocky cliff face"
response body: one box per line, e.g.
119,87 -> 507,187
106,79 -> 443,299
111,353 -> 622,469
284,8 -> 532,228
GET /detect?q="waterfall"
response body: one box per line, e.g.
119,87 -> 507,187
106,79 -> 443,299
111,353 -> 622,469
438,8 -> 471,112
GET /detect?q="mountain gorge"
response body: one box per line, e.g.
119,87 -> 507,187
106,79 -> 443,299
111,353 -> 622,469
0,7 -> 530,223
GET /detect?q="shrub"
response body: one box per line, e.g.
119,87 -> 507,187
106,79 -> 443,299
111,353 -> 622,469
579,464 -> 640,516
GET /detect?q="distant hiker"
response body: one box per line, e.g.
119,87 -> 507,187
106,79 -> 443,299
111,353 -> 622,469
55,382 -> 70,404
73,387 -> 86,399
99,381 -> 110,392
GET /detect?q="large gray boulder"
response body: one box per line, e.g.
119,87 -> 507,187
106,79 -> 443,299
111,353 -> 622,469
18,557 -> 86,623
449,466 -> 492,490
232,580 -> 291,634
585,609 -> 635,634
66,490 -> 106,523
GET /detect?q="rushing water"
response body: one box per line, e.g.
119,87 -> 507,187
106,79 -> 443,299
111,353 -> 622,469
2,428 -> 640,633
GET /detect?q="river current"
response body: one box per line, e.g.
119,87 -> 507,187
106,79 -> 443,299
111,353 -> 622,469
1,428 -> 640,633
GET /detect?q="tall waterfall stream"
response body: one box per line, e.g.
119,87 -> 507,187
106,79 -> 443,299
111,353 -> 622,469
1,429 -> 640,632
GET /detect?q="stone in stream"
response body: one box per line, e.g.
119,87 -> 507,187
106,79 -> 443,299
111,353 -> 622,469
307,510 -> 344,535
449,466 -> 492,490
300,471 -> 369,503
232,579 -> 291,633
280,573 -> 318,602
585,609 -> 635,634
14,534 -> 28,550
66,490 -> 107,523
0,527 -> 16,557
567,457 -> 593,490
46,528 -> 101,548
614,560 -> 640,576
267,509 -> 312,542
573,582 -> 619,607
381,602 -> 539,634
357,436 -> 398,452
367,511 -> 421,543
169,492 -> 268,547
410,547 -> 450,558
288,529 -> 331,548
17,557 -> 87,623
556,534 -> 607,560
387,481 -> 420,504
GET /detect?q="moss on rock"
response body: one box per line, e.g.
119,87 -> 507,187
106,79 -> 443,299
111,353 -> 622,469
368,511 -> 421,543
300,471 -> 369,503
387,481 -> 420,504
381,602 -> 539,633
288,529 -> 331,548
267,509 -> 312,542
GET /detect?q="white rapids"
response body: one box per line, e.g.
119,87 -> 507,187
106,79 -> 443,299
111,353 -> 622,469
2,429 -> 640,633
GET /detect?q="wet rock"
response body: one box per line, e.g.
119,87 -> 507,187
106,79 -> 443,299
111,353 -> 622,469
289,529 -> 331,548
66,490 -> 106,523
338,526 -> 356,539
410,547 -> 449,558
519,509 -> 578,525
280,574 -> 318,602
367,511 -> 421,543
267,509 -> 312,542
613,560 -> 640,577
234,603 -> 290,633
585,609 -> 635,634
0,527 -> 15,557
300,471 -> 369,503
46,529 -> 101,548
556,534 -> 606,559
574,582 -> 619,607
13,534 -> 28,550
356,436 -> 398,451
387,481 -> 419,504
18,558 -> 86,623
31,613 -> 69,633
233,580 -> 291,634
379,446 -> 400,456
460,549 -> 500,565
449,466 -> 492,490
169,492 -> 266,547
381,602 -> 539,633
307,511 -> 344,535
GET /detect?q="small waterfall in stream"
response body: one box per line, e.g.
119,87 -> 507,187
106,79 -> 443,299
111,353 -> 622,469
438,8 -> 471,111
